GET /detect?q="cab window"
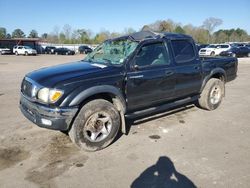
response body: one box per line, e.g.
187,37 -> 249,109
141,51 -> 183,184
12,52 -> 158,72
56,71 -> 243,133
171,40 -> 196,63
134,42 -> 170,67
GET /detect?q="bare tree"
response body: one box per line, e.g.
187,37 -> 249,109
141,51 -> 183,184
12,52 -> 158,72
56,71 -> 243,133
63,24 -> 72,40
202,17 -> 223,42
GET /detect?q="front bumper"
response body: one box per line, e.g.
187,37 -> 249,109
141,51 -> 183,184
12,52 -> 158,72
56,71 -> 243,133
28,51 -> 37,55
199,51 -> 212,56
19,94 -> 78,131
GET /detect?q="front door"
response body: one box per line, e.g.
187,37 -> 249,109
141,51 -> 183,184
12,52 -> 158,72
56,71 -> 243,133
126,41 -> 175,111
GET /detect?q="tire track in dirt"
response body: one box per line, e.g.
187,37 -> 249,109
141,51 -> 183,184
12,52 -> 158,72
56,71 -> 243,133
25,134 -> 88,187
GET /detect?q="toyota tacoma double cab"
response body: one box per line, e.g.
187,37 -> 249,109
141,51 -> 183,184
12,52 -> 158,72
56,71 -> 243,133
20,31 -> 237,151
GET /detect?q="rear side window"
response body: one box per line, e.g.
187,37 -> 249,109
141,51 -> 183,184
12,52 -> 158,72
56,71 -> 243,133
220,45 -> 229,48
171,40 -> 196,63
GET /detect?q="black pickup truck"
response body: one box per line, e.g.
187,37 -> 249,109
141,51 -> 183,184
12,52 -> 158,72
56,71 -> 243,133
20,31 -> 237,151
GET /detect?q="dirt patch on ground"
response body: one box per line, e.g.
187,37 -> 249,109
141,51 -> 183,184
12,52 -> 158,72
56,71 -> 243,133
25,134 -> 88,187
0,146 -> 30,171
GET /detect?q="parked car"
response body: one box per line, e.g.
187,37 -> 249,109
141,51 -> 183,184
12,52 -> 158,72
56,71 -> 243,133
220,46 -> 250,57
199,44 -> 231,56
54,48 -> 75,55
78,45 -> 93,54
13,45 -> 37,56
20,31 -> 237,151
0,47 -> 12,55
231,43 -> 245,48
44,46 -> 56,54
244,44 -> 250,49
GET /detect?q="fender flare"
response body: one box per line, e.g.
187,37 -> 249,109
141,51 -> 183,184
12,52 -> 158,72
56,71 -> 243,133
68,85 -> 127,134
201,68 -> 226,92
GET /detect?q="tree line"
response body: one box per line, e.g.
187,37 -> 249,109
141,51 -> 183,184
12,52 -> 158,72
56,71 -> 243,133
0,17 -> 249,44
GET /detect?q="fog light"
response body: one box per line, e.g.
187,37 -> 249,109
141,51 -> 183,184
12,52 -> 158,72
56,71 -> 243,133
41,118 -> 52,126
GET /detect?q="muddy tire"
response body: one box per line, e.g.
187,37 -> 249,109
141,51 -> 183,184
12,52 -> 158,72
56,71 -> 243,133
69,99 -> 121,151
198,78 -> 225,111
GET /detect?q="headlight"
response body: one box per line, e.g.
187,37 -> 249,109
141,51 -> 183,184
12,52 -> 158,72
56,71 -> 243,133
37,88 -> 63,103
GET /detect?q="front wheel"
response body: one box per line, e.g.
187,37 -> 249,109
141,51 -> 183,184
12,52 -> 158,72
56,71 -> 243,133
247,53 -> 250,57
69,99 -> 121,151
198,78 -> 225,111
210,51 -> 215,56
15,51 -> 18,56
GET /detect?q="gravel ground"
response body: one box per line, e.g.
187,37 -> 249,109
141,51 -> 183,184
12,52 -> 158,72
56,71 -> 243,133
0,54 -> 250,188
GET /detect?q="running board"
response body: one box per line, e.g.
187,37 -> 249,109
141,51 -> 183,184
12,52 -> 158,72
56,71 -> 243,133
125,95 -> 199,119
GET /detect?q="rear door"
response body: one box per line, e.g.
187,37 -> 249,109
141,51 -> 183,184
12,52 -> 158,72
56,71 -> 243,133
170,39 -> 202,98
126,41 -> 175,111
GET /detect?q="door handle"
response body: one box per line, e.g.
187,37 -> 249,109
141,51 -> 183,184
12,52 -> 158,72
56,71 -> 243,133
165,71 -> 174,76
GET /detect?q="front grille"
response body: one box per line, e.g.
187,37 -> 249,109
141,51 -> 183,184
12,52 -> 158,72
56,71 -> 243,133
200,50 -> 206,52
21,79 -> 33,98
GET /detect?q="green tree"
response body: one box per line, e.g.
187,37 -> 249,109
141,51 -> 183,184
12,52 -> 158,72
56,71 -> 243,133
73,29 -> 92,44
6,33 -> 11,39
174,26 -> 185,34
0,27 -> 7,39
41,33 -> 48,39
94,31 -> 110,44
28,29 -> 38,38
12,29 -> 25,38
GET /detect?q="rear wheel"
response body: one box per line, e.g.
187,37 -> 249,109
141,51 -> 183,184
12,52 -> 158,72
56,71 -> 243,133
55,52 -> 58,55
247,53 -> 250,57
69,99 -> 121,151
198,78 -> 224,110
25,51 -> 28,56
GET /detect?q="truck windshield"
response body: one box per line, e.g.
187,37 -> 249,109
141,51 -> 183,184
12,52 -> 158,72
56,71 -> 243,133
84,39 -> 138,65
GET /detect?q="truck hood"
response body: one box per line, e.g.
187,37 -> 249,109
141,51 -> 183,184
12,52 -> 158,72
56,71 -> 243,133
26,61 -> 121,87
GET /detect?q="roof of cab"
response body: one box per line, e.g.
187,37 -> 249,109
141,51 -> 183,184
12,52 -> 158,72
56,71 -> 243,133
114,31 -> 192,42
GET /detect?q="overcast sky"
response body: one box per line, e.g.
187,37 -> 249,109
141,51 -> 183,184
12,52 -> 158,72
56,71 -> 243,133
1,0 -> 249,35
